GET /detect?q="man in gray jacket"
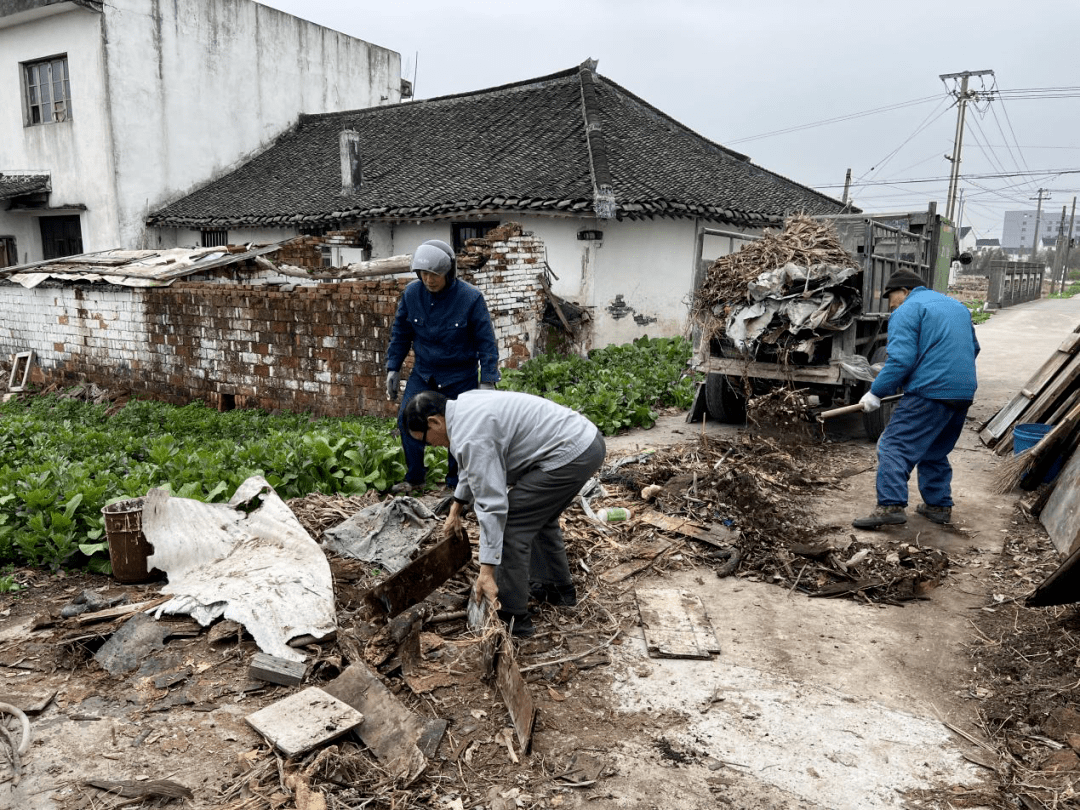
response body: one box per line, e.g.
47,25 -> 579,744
403,389 -> 605,637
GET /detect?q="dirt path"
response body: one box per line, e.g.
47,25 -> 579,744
592,296 -> 1080,809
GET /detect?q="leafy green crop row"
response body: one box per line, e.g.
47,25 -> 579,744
499,336 -> 696,434
0,398 -> 424,570
0,336 -> 694,572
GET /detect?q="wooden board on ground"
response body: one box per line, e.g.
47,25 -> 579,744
74,597 -> 170,626
363,526 -> 471,619
1027,542 -> 1080,607
636,587 -> 720,659
980,324 -> 1080,447
321,662 -> 429,784
1040,444 -> 1080,557
640,510 -> 738,548
600,540 -> 672,584
0,688 -> 56,714
249,652 -> 307,686
245,687 -> 363,758
495,634 -> 536,755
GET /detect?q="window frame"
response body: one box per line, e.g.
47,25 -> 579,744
200,229 -> 229,248
451,221 -> 501,254
23,54 -> 72,126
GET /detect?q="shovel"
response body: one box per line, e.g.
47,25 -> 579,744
816,394 -> 902,423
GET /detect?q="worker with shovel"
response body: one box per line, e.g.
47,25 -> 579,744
386,240 -> 500,494
852,269 -> 980,529
403,389 -> 605,637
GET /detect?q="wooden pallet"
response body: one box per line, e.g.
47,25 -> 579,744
980,325 -> 1080,454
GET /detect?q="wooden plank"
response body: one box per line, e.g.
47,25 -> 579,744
245,687 -> 364,758
981,326 -> 1080,444
1027,543 -> 1080,607
635,587 -> 720,659
599,540 -> 672,584
1040,444 -> 1080,557
1044,388 -> 1080,427
640,510 -> 738,548
363,526 -> 471,619
73,596 -> 170,625
495,635 -> 536,755
321,663 -> 428,784
996,350 -> 1080,454
249,652 -> 307,686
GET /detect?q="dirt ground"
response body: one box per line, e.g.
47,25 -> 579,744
2,297 -> 1080,810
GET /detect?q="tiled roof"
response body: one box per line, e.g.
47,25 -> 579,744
148,63 -> 845,230
976,239 -> 1000,247
0,173 -> 50,200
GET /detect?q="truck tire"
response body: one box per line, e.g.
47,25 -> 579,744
705,373 -> 747,424
862,346 -> 896,441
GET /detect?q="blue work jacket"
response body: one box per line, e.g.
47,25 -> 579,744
871,286 -> 980,401
386,277 -> 500,386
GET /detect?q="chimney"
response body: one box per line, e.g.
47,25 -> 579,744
340,130 -> 362,195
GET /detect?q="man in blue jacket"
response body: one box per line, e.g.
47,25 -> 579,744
853,269 -> 980,529
386,240 -> 499,493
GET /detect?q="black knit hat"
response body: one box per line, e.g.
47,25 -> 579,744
882,269 -> 926,297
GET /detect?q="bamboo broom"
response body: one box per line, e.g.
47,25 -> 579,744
992,399 -> 1080,494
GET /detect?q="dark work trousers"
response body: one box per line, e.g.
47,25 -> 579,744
397,373 -> 477,487
876,393 -> 969,508
495,432 -> 606,616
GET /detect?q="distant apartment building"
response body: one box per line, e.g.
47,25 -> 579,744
1002,209 -> 1067,252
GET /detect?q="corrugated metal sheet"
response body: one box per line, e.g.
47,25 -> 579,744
0,244 -> 282,288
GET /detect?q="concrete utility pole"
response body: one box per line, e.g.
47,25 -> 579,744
940,70 -> 994,223
1031,188 -> 1049,259
1064,197 -> 1077,287
1051,206 -> 1067,295
841,168 -> 852,206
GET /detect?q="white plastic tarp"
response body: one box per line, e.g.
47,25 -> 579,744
142,476 -> 335,663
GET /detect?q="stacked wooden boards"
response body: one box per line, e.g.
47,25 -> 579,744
979,324 -> 1080,456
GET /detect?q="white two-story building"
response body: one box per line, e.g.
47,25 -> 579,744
0,0 -> 405,266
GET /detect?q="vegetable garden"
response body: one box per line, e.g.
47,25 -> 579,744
0,336 -> 695,572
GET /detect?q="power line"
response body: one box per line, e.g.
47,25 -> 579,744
816,167 -> 1080,189
724,95 -> 941,145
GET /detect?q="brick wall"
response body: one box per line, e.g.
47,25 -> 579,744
0,234 -> 549,415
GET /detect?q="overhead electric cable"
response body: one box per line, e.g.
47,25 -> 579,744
725,95 -> 941,145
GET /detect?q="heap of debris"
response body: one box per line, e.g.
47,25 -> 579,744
602,433 -> 950,605
693,215 -> 862,360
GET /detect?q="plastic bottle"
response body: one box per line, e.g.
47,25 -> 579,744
597,507 -> 632,523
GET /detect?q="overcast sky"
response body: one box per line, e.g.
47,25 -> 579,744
260,0 -> 1080,243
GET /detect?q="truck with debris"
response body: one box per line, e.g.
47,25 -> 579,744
691,204 -> 961,439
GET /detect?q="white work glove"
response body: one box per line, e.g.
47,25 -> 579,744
479,382 -> 495,391
386,370 -> 401,401
860,391 -> 881,412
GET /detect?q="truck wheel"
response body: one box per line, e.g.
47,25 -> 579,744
705,373 -> 747,424
862,346 -> 896,441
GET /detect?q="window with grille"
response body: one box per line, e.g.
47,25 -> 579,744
452,222 -> 500,253
201,230 -> 229,247
24,56 -> 71,125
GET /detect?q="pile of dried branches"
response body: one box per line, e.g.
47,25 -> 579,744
745,386 -> 816,433
692,215 -> 860,349
602,434 -> 950,604
287,492 -> 381,541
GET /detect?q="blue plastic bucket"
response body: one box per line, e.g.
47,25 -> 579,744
1013,422 -> 1063,483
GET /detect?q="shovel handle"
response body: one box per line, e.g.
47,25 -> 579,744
816,394 -> 902,422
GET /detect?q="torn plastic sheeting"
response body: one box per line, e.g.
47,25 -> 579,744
746,262 -> 859,302
321,496 -> 435,573
838,354 -> 885,383
142,476 -> 335,663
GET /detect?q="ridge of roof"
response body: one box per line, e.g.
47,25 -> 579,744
297,65 -> 582,126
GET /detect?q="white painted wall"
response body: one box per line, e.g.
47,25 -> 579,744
1,0 -> 401,262
373,215 -> 760,348
0,3 -> 114,262
105,0 -> 401,250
